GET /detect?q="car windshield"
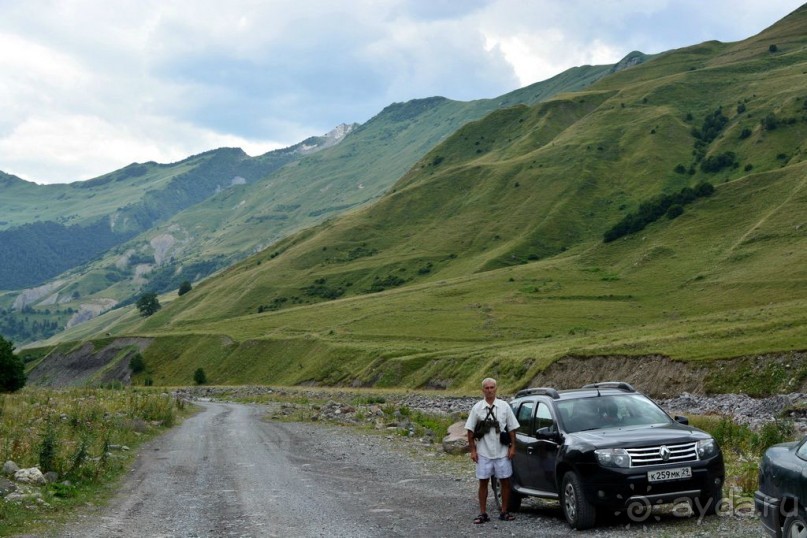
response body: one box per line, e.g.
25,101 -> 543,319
556,394 -> 672,432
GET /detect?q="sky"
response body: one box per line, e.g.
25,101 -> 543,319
1,1 -> 804,185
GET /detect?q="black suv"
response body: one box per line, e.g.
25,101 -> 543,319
495,382 -> 724,529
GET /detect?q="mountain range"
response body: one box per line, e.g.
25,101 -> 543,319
10,5 -> 807,393
0,54 -> 637,344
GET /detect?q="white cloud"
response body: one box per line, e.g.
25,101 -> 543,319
0,0 -> 803,184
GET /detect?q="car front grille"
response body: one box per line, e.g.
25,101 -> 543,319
626,442 -> 699,467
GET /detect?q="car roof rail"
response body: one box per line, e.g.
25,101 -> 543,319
582,381 -> 636,393
514,387 -> 560,399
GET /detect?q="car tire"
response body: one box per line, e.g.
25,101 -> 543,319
490,476 -> 523,513
784,508 -> 807,538
562,471 -> 596,530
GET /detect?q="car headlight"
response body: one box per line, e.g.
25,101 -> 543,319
697,438 -> 718,459
595,448 -> 631,468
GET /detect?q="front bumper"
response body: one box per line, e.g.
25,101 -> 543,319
576,458 -> 724,510
754,490 -> 782,538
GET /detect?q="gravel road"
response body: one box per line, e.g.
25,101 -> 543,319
43,400 -> 766,538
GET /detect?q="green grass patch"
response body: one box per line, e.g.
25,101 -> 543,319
0,387 -> 193,536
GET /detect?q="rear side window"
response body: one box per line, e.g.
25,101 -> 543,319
515,401 -> 535,434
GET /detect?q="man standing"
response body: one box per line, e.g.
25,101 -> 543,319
465,377 -> 519,524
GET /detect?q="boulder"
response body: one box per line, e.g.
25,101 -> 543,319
14,467 -> 47,486
0,477 -> 17,496
3,460 -> 20,475
442,421 -> 470,455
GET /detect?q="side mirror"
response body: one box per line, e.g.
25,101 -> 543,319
535,426 -> 560,441
674,415 -> 689,425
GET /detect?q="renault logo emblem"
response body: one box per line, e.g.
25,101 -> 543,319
659,445 -> 671,461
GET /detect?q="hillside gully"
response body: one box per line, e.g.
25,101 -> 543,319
36,387 -> 803,538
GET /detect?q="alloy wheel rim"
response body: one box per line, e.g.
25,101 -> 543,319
789,519 -> 807,538
564,483 -> 577,521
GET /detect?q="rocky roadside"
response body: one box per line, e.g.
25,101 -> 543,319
176,385 -> 807,435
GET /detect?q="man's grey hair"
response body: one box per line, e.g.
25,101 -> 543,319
482,377 -> 497,387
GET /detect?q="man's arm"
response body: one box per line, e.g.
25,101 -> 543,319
507,429 -> 516,459
467,429 -> 478,462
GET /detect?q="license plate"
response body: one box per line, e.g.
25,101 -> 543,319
647,467 -> 692,482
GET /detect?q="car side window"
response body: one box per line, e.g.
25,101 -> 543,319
535,402 -> 555,431
516,401 -> 535,434
797,439 -> 807,461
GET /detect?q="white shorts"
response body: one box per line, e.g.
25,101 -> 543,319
476,454 -> 513,480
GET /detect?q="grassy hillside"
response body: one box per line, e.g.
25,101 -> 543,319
29,6 -> 807,393
2,61 -> 620,346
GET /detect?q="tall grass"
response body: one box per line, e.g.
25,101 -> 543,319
690,414 -> 795,494
0,386 -> 187,535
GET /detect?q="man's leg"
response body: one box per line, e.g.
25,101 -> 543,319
478,478 -> 489,513
499,477 -> 511,512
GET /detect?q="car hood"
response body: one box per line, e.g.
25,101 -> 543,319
571,423 -> 709,447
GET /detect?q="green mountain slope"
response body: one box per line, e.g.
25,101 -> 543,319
28,6 -> 807,393
2,60 -> 622,345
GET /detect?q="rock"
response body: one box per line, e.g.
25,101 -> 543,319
442,421 -> 470,455
44,471 -> 59,483
0,477 -> 17,496
14,467 -> 47,486
5,490 -> 43,503
3,460 -> 20,475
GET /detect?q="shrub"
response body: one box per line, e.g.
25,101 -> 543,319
178,280 -> 192,296
136,292 -> 161,317
129,353 -> 146,374
700,151 -> 737,173
194,368 -> 207,385
762,113 -> 779,131
39,420 -> 58,472
0,336 -> 26,393
666,204 -> 684,219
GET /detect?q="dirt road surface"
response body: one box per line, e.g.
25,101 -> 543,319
42,401 -> 764,537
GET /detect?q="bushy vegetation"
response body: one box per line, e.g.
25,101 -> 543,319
178,281 -> 192,296
691,414 -> 794,494
136,292 -> 161,317
0,387 -> 187,533
0,336 -> 26,393
603,182 -> 714,242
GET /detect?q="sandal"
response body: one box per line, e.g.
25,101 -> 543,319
473,513 -> 490,524
499,511 -> 515,521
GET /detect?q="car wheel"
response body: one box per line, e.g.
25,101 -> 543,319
784,509 -> 807,538
561,472 -> 596,530
490,476 -> 523,513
